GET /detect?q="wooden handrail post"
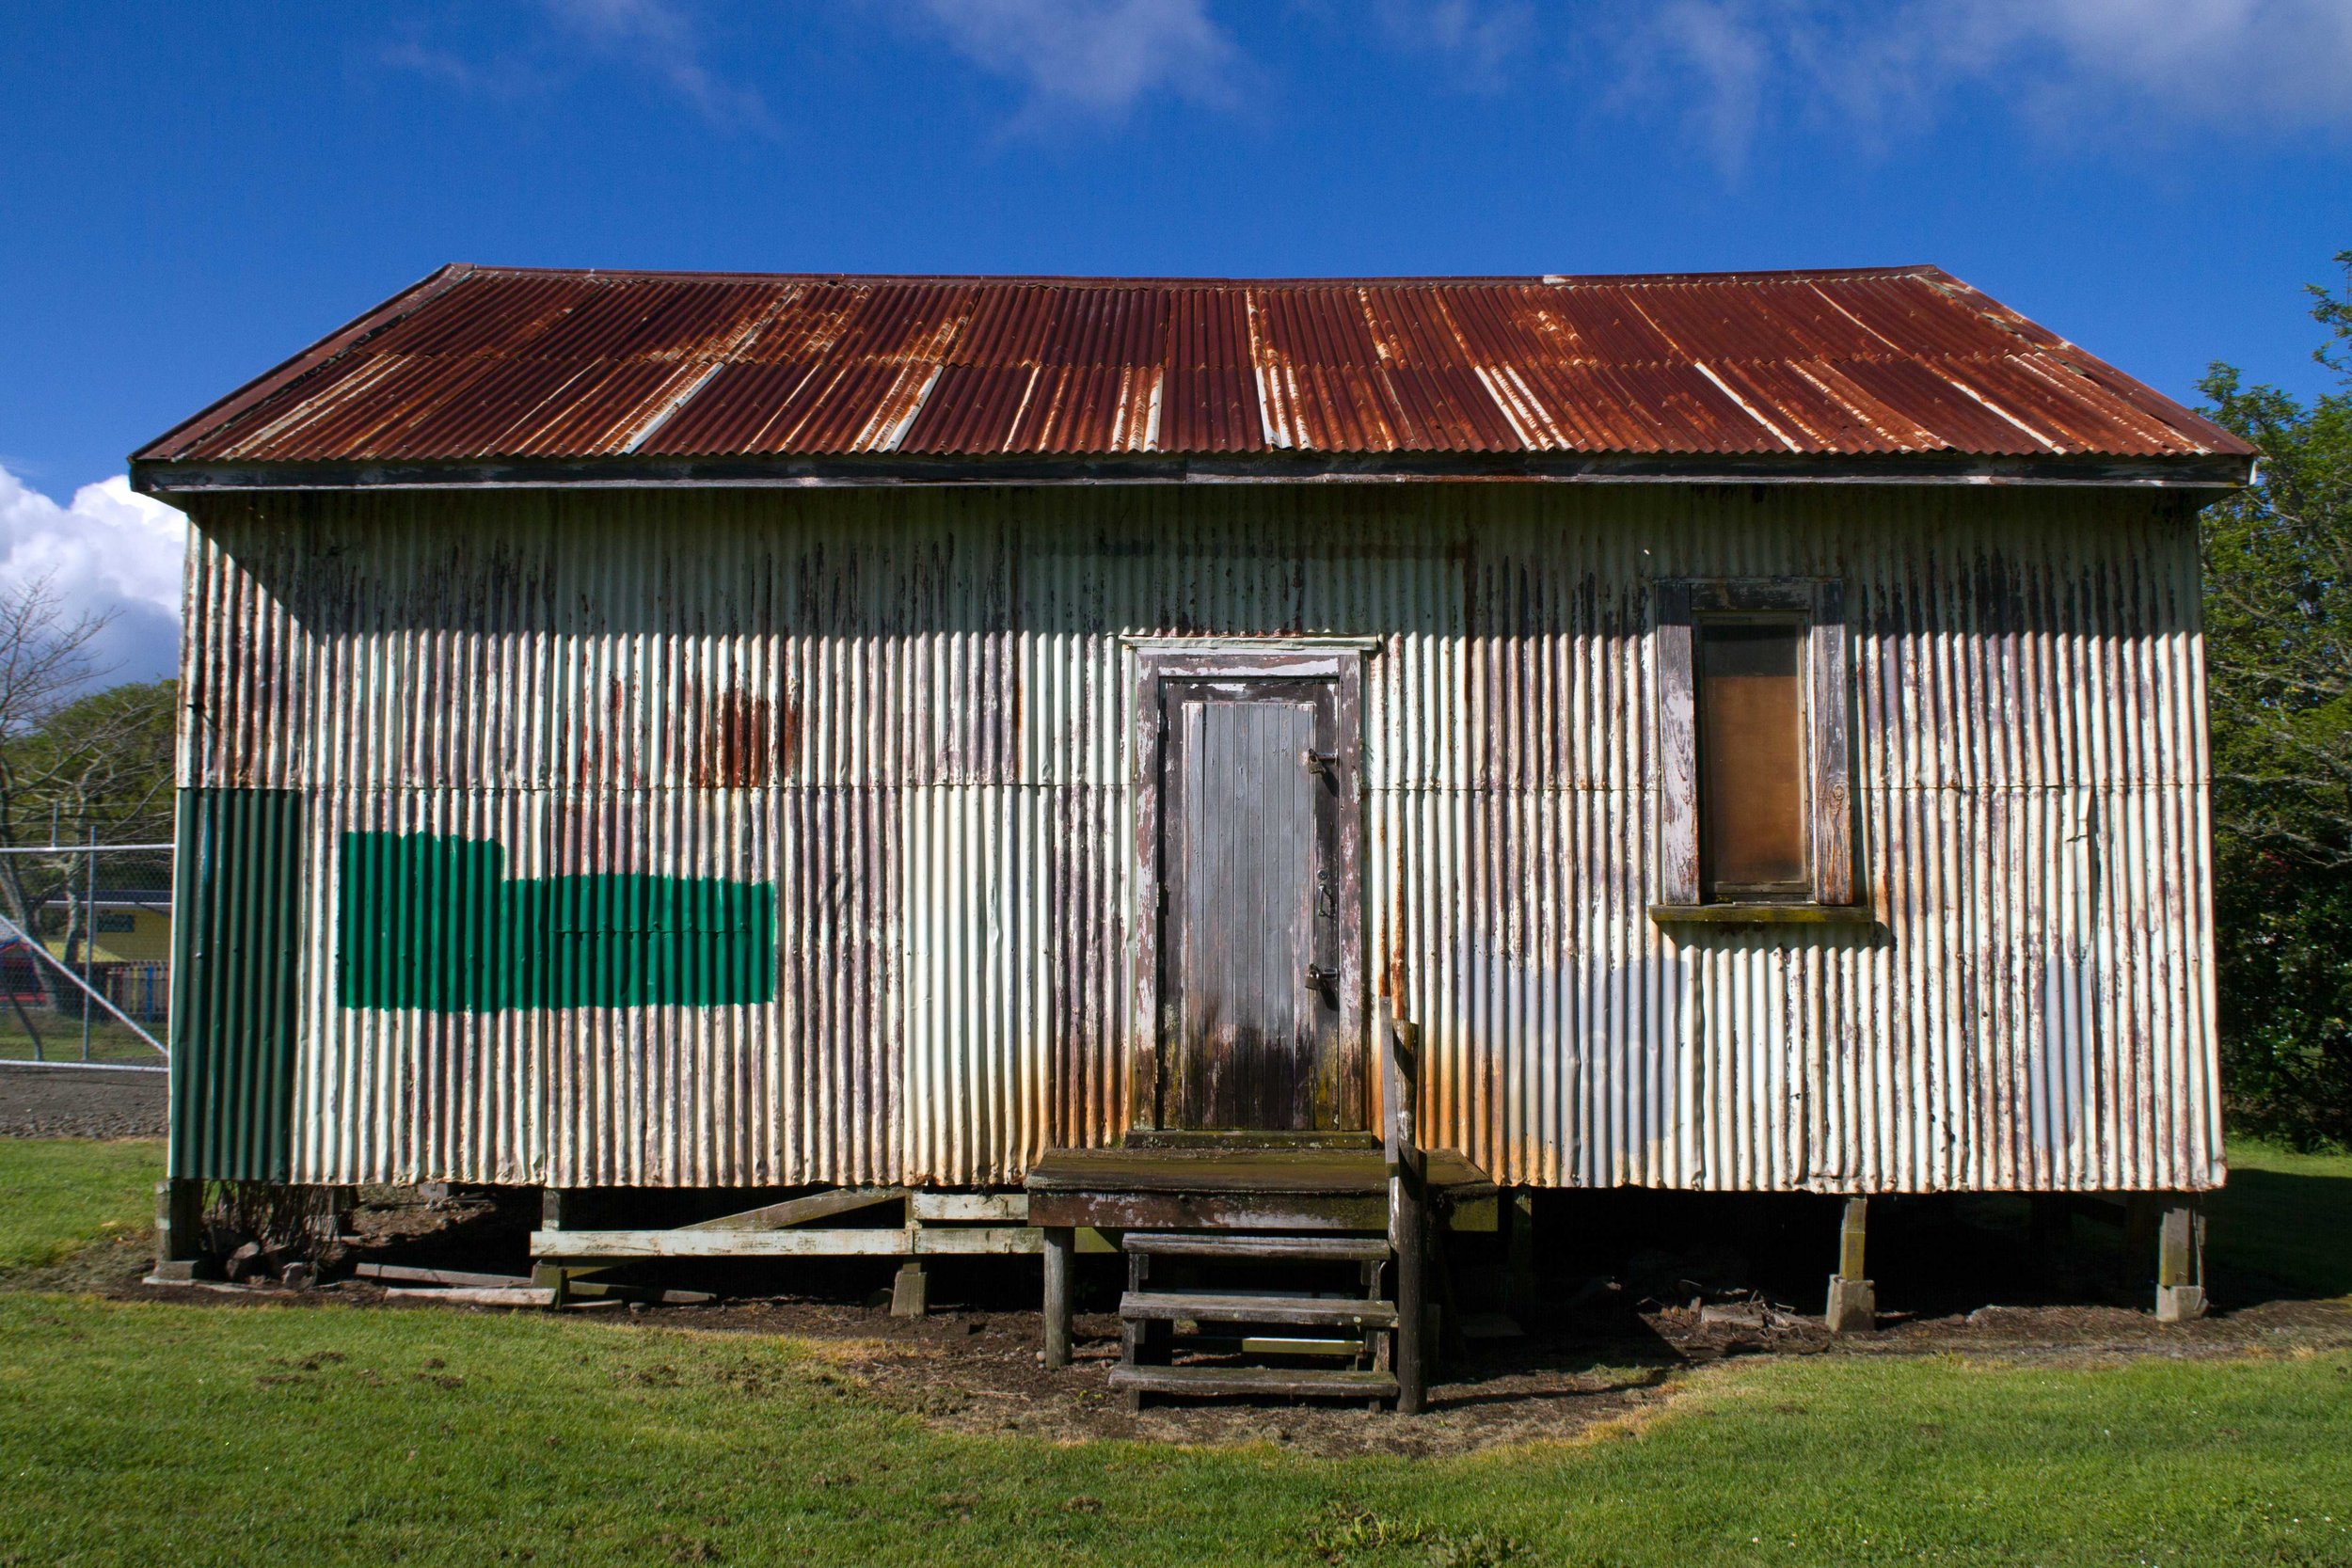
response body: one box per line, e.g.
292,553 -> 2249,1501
1387,1015 -> 1427,1415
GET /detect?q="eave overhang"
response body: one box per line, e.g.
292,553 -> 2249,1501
132,449 -> 2255,499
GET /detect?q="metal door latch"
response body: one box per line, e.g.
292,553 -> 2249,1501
1303,963 -> 1338,988
1300,749 -> 1339,778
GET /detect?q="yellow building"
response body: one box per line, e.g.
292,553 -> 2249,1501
40,897 -> 174,965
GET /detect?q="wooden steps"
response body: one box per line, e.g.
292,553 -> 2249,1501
1120,1291 -> 1398,1329
1029,1017 -> 1446,1413
1123,1232 -> 1390,1262
1108,1364 -> 1400,1402
1115,1227 -> 1400,1408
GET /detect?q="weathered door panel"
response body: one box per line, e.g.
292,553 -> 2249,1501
1154,669 -> 1358,1132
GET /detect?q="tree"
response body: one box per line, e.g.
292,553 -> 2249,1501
0,577 -> 177,1013
2199,250 -> 2352,1149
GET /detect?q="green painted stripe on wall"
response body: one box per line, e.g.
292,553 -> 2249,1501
336,832 -> 776,1011
167,788 -> 304,1182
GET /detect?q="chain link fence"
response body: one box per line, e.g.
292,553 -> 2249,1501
0,841 -> 171,1069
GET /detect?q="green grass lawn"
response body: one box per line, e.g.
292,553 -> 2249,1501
0,1137 -> 162,1271
1,1136 -> 2345,1567
2214,1141 -> 2352,1300
0,1017 -> 168,1066
1,1296 -> 2345,1567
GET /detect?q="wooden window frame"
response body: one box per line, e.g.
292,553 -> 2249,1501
1654,578 -> 1857,919
1126,644 -> 1368,1134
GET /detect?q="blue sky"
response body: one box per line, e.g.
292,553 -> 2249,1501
3,1 -> 2349,679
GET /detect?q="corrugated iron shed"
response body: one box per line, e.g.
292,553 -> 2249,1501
134,265 -> 2252,478
170,483 -> 2225,1193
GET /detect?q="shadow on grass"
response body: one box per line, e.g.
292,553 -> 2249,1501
2210,1163 -> 2352,1302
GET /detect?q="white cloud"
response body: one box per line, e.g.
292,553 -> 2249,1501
1593,0 -> 2352,175
378,40 -> 549,101
1640,1 -> 1774,177
1372,1 -> 1536,90
1951,0 -> 2352,131
0,468 -> 184,686
903,0 -> 1238,119
542,0 -> 772,129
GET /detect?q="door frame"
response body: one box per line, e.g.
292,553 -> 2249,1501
1127,641 -> 1369,1137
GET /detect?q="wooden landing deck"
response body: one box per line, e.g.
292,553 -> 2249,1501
1025,1146 -> 1496,1232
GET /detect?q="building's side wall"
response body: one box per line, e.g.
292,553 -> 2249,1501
171,483 -> 2220,1193
41,911 -> 172,964
102,911 -> 174,964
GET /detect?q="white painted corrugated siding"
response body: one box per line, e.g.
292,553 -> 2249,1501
180,483 -> 2220,1192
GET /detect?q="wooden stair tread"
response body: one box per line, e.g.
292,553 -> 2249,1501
1120,1291 -> 1398,1328
1122,1231 -> 1389,1261
1107,1364 -> 1400,1400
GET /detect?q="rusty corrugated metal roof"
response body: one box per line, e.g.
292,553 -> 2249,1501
134,264 -> 2253,471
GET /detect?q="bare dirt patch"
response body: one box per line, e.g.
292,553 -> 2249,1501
803,1294 -> 2352,1457
0,1063 -> 167,1139
834,1307 -> 1692,1457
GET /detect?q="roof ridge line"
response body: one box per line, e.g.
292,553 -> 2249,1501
436,263 -> 1946,289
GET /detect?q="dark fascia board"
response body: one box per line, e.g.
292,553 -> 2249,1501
131,448 -> 2254,498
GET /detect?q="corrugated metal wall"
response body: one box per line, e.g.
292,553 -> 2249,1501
168,787 -> 305,1180
174,482 -> 2220,1193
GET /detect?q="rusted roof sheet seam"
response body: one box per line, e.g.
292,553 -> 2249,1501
1691,362 -> 1802,452
1937,371 -> 2062,453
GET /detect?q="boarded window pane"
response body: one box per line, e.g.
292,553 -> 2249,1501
1700,624 -> 1806,894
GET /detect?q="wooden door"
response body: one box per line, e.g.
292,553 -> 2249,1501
1141,652 -> 1364,1134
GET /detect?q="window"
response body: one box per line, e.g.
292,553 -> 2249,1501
1698,622 -> 1808,898
1656,579 -> 1855,913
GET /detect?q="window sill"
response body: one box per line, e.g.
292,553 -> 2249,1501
1649,902 -> 1873,927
